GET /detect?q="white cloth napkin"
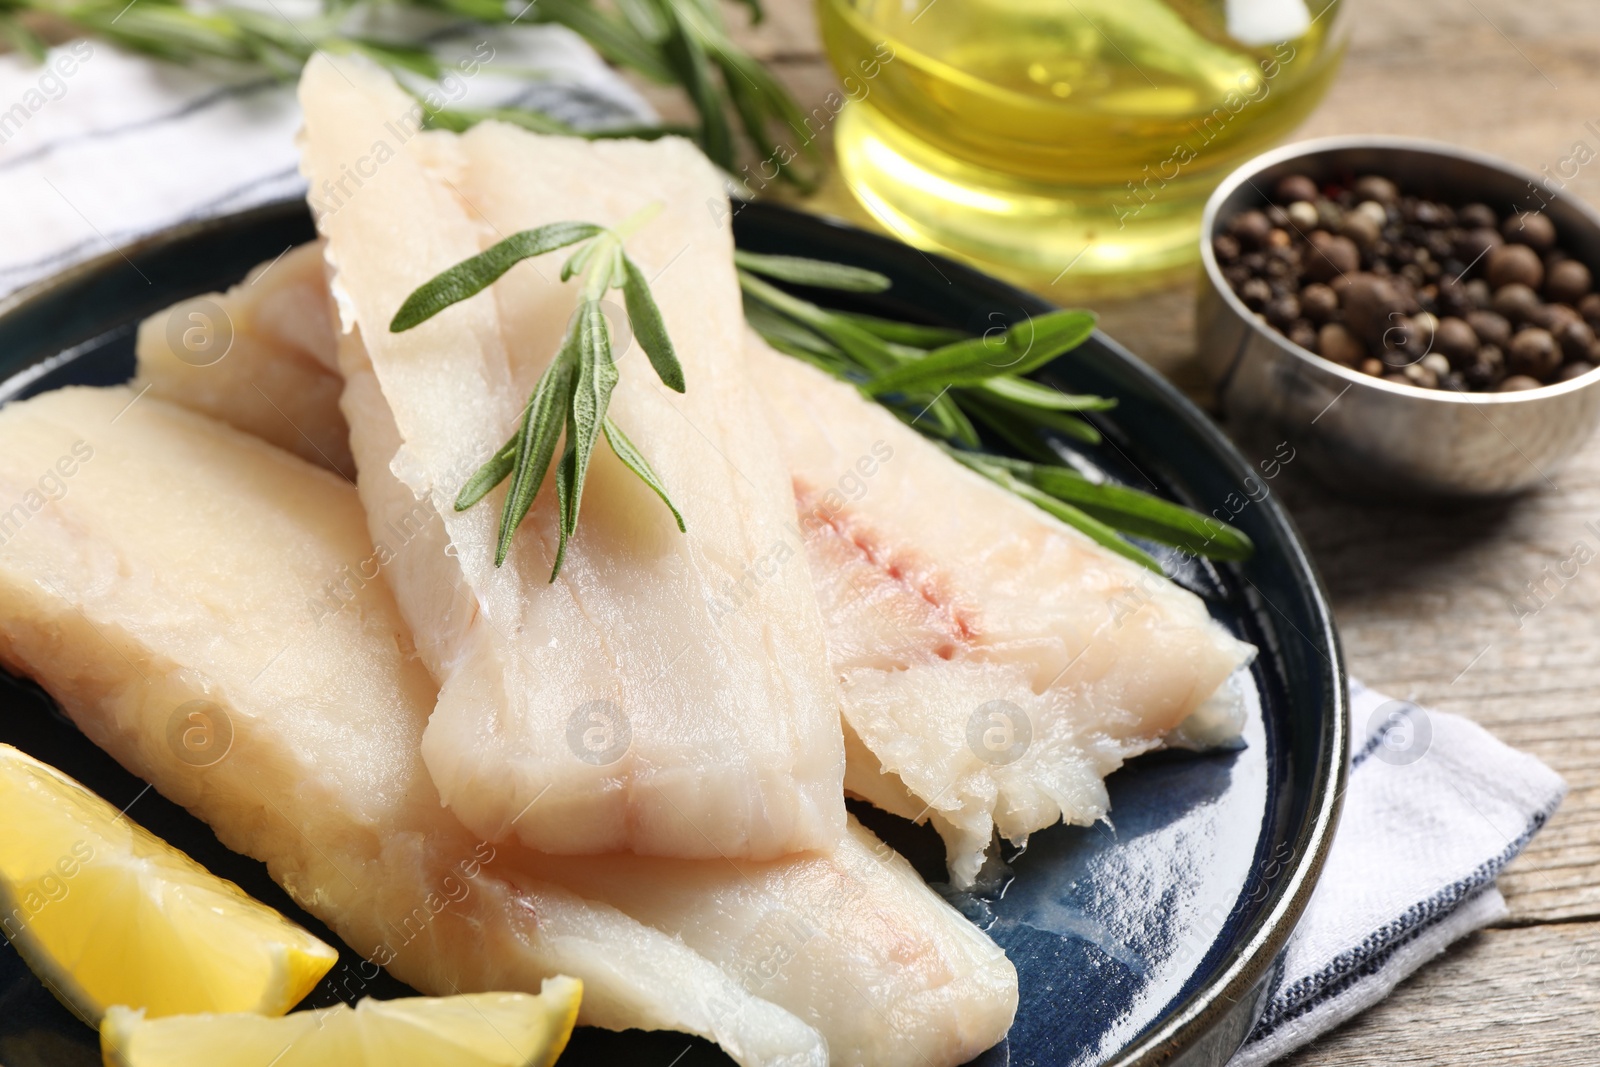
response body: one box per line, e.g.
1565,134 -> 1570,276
0,36 -> 1568,1066
1230,680 -> 1565,1066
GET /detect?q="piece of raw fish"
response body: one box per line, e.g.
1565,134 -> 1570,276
134,241 -> 353,479
0,387 -> 1016,1067
749,340 -> 1256,886
297,53 -> 844,861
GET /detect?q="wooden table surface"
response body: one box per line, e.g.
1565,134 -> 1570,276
686,0 -> 1600,1062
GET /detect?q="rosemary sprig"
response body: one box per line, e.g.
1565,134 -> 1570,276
734,254 -> 1255,570
390,205 -> 685,578
0,0 -> 810,183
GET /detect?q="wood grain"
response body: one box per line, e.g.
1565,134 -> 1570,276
723,0 -> 1600,1060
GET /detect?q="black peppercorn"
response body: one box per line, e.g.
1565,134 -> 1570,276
1433,317 -> 1479,366
1555,318 -> 1596,361
1508,328 -> 1561,379
1354,175 -> 1399,205
1265,294 -> 1300,328
1465,309 -> 1512,349
1546,259 -> 1592,305
1459,203 -> 1498,229
1276,174 -> 1320,203
1300,282 -> 1339,323
1238,277 -> 1272,310
1304,231 -> 1360,282
1503,211 -> 1557,252
1229,210 -> 1272,247
1486,244 -> 1545,290
1492,282 -> 1542,323
1318,323 -> 1366,366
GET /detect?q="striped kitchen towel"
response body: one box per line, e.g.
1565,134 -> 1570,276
1230,680 -> 1566,1066
0,24 -> 652,299
0,33 -> 1569,1067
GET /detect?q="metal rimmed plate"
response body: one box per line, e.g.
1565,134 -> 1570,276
0,200 -> 1346,1067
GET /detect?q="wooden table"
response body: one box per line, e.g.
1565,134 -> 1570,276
669,0 -> 1600,1061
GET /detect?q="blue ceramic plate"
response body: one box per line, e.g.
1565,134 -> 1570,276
0,201 -> 1346,1067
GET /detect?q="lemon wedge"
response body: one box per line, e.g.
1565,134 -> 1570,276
0,744 -> 337,1022
100,982 -> 584,1067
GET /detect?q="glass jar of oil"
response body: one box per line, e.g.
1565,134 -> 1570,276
820,0 -> 1348,293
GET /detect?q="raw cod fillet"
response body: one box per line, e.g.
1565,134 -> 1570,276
0,386 -> 1016,1067
751,341 -> 1256,884
297,53 -> 845,861
134,241 -> 353,479
130,249 -> 1255,886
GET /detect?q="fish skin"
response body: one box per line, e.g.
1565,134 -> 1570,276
134,241 -> 353,479
297,53 -> 845,862
0,386 -> 1016,1067
130,249 -> 1254,888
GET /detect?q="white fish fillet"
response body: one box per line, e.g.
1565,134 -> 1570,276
134,241 -> 353,479
751,341 -> 1256,885
132,248 -> 1255,887
0,387 -> 1016,1067
297,53 -> 844,861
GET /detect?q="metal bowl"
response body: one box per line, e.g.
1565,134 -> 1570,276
1197,135 -> 1600,499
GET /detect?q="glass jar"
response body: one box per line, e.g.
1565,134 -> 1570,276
820,0 -> 1349,293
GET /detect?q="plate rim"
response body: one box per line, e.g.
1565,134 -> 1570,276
0,197 -> 1350,1067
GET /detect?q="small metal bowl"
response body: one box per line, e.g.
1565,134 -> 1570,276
1197,135 -> 1600,499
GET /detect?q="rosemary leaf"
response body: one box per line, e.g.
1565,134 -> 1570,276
966,389 -> 1102,444
553,298 -> 619,577
455,432 -> 518,512
739,270 -> 898,372
604,417 -> 685,532
621,254 -> 685,392
493,354 -> 576,565
863,309 -> 1097,396
390,223 -> 602,332
660,0 -> 734,168
551,443 -> 579,580
832,311 -> 965,347
975,375 -> 1117,412
735,251 -> 891,292
967,454 -> 1254,560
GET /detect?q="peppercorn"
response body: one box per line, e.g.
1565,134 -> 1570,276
1354,175 -> 1399,205
1229,210 -> 1272,247
1343,273 -> 1404,345
1492,283 -> 1542,322
1265,294 -> 1300,328
1286,201 -> 1319,231
1508,328 -> 1561,379
1276,174 -> 1320,203
1459,203 -> 1498,229
1300,282 -> 1338,323
1503,211 -> 1557,252
1238,277 -> 1272,310
1455,227 -> 1501,265
1316,322 -> 1365,365
1359,358 -> 1385,376
1546,259 -> 1592,305
1304,231 -> 1359,281
1433,317 -> 1479,366
1486,244 -> 1545,290
1499,375 -> 1544,391
1559,361 -> 1596,381
1555,318 -> 1596,361
1465,309 -> 1512,349
1578,293 -> 1600,327
1463,346 -> 1506,389
1404,361 -> 1439,388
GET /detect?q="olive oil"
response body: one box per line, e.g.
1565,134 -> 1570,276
820,0 -> 1347,292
